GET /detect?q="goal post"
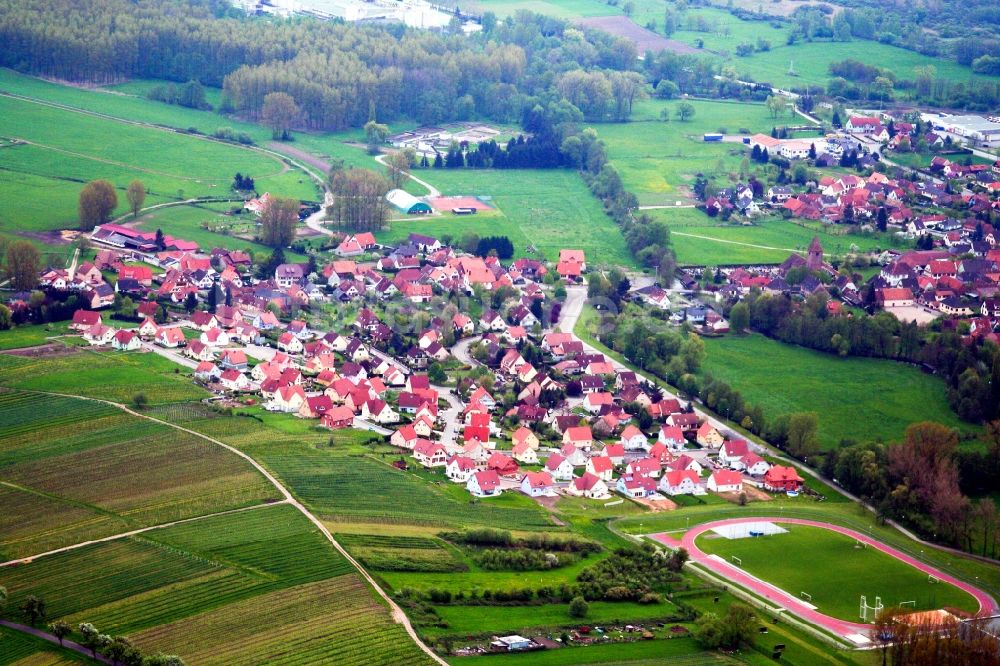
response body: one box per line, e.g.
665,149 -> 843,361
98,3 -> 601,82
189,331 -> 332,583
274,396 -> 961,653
928,574 -> 940,584
860,595 -> 884,622
731,555 -> 742,566
800,591 -> 812,602
898,600 -> 916,609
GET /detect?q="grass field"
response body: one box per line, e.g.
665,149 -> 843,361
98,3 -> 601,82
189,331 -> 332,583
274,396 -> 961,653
0,74 -> 315,248
734,40 -> 999,91
596,99 -> 777,207
648,207 -> 905,265
0,391 -> 276,559
427,600 -> 681,639
0,349 -> 208,405
701,334 -> 973,450
696,523 -> 978,620
377,168 -> 636,267
131,201 -> 295,260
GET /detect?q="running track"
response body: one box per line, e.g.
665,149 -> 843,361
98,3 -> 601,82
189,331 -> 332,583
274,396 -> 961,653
650,518 -> 998,643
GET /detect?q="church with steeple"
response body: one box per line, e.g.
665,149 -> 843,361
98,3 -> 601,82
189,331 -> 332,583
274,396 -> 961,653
806,236 -> 824,270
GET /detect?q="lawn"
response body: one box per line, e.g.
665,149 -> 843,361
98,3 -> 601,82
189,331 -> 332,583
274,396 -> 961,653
647,208 -> 905,266
596,99 -> 778,206
0,84 -> 313,247
131,201 -> 304,260
0,348 -> 208,405
734,40 -> 999,91
448,637 -> 717,665
0,322 -> 72,350
701,334 -> 974,450
695,523 -> 978,620
377,167 -> 636,268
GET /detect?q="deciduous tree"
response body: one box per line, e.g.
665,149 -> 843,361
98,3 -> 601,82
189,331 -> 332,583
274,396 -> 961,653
78,179 -> 118,230
5,240 -> 41,291
259,196 -> 300,247
261,92 -> 300,140
126,179 -> 146,217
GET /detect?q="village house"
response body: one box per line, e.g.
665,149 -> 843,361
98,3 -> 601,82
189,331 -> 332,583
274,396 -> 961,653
467,469 -> 502,497
696,423 -> 725,448
585,455 -> 615,482
520,471 -> 556,497
707,470 -> 743,493
567,472 -> 610,499
413,440 -> 448,468
762,465 -> 804,492
320,406 -> 355,430
616,474 -> 657,498
658,469 -> 701,496
544,453 -> 575,482
446,455 -> 478,483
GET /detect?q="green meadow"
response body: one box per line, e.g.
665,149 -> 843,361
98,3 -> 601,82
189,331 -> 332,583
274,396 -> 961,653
378,167 -> 637,267
596,98 -> 779,206
696,523 -> 978,621
701,334 -> 975,450
734,40 -> 999,90
647,207 -> 905,266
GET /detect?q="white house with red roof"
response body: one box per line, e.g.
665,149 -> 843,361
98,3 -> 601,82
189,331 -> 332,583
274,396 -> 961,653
155,327 -> 187,348
616,474 -> 657,498
446,455 -> 478,483
738,453 -> 771,476
626,457 -> 662,479
707,469 -> 743,493
112,329 -> 140,351
582,391 -> 613,414
602,443 -> 625,466
658,469 -> 701,496
585,455 -> 615,482
269,385 -> 307,413
667,454 -> 703,476
219,369 -> 250,392
413,440 -> 448,468
763,465 -> 804,492
467,470 -> 502,497
71,310 -> 102,331
362,399 -> 398,424
618,425 -> 648,451
520,471 -> 556,497
545,453 -> 574,481
277,332 -> 304,354
657,425 -> 687,451
719,439 -> 751,467
567,472 -> 610,499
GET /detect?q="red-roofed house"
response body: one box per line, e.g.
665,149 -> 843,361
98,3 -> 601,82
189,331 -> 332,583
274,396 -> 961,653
567,472 -> 610,499
659,469 -> 700,496
707,469 -> 743,493
520,471 -> 555,497
763,465 -> 804,492
467,470 -> 502,497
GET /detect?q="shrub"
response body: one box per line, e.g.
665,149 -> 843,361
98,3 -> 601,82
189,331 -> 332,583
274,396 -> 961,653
569,596 -> 589,618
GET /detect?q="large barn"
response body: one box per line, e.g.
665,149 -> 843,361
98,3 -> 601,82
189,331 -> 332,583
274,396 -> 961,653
387,189 -> 432,215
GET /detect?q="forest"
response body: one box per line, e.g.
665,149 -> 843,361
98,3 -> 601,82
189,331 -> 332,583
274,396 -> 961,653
0,0 -> 674,131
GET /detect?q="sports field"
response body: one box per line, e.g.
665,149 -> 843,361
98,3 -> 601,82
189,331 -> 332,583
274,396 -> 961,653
692,522 -> 981,622
378,168 -> 637,267
701,334 -> 973,449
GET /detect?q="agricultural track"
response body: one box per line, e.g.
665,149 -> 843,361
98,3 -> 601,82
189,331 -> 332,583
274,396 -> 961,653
1,388 -> 447,665
0,499 -> 283,568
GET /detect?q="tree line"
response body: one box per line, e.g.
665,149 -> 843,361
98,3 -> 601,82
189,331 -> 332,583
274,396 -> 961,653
0,0 -> 659,131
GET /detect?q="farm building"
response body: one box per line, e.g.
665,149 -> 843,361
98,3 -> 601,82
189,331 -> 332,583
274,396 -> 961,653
387,189 -> 432,215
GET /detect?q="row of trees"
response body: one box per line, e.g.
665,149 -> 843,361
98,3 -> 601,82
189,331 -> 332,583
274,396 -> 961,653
77,179 -> 146,230
0,587 -> 184,665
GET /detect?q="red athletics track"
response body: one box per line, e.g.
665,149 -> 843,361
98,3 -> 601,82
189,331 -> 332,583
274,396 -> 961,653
650,517 -> 998,643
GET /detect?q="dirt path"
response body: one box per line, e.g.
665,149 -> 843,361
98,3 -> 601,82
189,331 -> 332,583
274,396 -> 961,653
671,231 -> 799,253
2,388 -> 447,666
374,153 -> 440,197
0,499 -> 283,568
267,141 -> 333,174
0,620 -> 113,664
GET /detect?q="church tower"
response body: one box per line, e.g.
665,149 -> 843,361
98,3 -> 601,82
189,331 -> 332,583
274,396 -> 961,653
806,236 -> 824,270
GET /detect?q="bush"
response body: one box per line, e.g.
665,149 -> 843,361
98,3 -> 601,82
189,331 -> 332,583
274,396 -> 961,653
569,596 -> 589,618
